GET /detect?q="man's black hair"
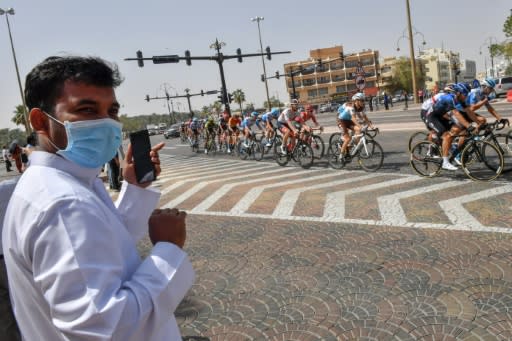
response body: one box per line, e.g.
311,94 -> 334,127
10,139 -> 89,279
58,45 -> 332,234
24,56 -> 123,113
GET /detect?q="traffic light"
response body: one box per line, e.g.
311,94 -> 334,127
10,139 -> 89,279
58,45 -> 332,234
228,93 -> 233,103
152,55 -> 179,64
184,50 -> 192,66
261,74 -> 265,82
136,50 -> 144,67
145,94 -> 150,102
217,93 -> 224,103
275,71 -> 280,79
201,90 -> 204,96
265,46 -> 271,60
236,48 -> 243,63
165,92 -> 170,101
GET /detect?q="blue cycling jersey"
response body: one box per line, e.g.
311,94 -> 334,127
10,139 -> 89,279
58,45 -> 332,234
430,93 -> 464,117
241,117 -> 260,128
261,112 -> 275,122
337,104 -> 353,121
466,88 -> 492,109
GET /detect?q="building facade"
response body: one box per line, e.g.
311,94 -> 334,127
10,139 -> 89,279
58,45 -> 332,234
283,46 -> 380,105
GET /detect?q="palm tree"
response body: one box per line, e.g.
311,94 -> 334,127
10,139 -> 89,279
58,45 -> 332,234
212,101 -> 223,114
11,104 -> 27,128
232,89 -> 246,112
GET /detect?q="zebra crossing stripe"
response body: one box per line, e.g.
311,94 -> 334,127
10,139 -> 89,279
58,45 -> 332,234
159,163 -> 273,197
162,166 -> 293,209
438,184 -> 512,229
323,176 -> 419,222
230,170 -> 338,215
272,173 -> 376,217
377,180 -> 468,225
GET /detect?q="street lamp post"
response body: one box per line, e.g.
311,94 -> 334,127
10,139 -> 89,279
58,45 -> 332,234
481,37 -> 499,78
251,16 -> 272,111
405,0 -> 418,103
0,8 -> 30,133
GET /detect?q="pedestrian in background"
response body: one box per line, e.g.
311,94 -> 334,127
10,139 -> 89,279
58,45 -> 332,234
403,90 -> 409,110
2,146 -> 12,172
383,93 -> 389,110
8,142 -> 23,174
3,55 -> 195,340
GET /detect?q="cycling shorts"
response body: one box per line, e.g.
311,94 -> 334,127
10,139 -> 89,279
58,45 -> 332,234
426,115 -> 451,135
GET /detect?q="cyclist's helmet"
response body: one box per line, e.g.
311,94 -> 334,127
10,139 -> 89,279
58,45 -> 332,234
290,99 -> 299,106
351,92 -> 365,101
193,117 -> 198,121
251,111 -> 259,117
472,79 -> 480,89
481,77 -> 496,89
454,83 -> 470,96
270,108 -> 280,118
443,83 -> 456,93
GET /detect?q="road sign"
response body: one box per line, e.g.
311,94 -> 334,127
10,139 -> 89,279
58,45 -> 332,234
355,75 -> 366,90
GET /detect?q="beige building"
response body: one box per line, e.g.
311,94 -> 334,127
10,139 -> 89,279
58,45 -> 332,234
283,46 -> 380,105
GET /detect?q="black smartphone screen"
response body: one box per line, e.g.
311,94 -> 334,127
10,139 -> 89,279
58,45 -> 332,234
129,129 -> 156,183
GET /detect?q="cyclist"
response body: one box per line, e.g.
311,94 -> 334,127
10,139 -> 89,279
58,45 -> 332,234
277,99 -> 301,154
337,93 -> 372,157
296,104 -> 323,140
189,117 -> 201,146
261,108 -> 280,147
241,111 -> 263,147
227,112 -> 242,153
217,109 -> 231,151
424,83 -> 472,170
203,116 -> 218,154
465,78 -> 508,125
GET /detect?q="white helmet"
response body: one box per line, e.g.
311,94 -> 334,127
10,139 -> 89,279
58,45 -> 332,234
351,93 -> 365,101
290,99 -> 299,106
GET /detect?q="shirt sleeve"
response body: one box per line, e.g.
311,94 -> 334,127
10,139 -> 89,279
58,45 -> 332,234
114,181 -> 161,243
30,199 -> 194,340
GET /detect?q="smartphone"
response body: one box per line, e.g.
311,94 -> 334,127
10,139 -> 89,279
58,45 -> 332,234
129,129 -> 156,183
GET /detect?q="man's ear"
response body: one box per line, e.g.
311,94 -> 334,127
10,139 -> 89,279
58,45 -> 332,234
29,108 -> 49,134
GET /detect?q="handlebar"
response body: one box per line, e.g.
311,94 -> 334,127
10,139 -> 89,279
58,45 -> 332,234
363,127 -> 379,138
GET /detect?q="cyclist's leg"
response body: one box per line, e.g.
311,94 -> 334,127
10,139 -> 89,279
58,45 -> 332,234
339,120 -> 353,154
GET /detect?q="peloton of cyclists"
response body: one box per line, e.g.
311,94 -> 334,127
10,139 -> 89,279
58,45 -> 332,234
203,115 -> 218,154
227,112 -> 242,154
336,93 -> 373,157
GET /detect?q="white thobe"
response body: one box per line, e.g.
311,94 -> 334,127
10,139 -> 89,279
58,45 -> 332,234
2,151 -> 195,340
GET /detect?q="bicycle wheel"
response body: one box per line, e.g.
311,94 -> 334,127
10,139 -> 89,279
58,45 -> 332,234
461,140 -> 504,182
275,150 -> 289,166
328,133 -> 342,147
206,138 -> 217,156
253,142 -> 264,161
409,141 -> 442,177
294,143 -> 314,169
191,141 -> 199,153
357,140 -> 384,172
327,140 -> 346,169
408,130 -> 429,152
238,141 -> 249,160
272,135 -> 283,156
310,134 -> 325,159
485,132 -> 512,173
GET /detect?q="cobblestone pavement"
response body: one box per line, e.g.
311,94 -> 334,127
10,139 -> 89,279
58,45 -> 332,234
129,155 -> 512,340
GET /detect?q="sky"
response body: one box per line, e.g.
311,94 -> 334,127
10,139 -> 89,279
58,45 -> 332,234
0,0 -> 510,130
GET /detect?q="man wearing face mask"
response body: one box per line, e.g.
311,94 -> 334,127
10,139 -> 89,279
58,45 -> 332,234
2,56 -> 195,340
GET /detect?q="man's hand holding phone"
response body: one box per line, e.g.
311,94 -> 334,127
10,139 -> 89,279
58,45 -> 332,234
123,138 -> 165,188
148,208 -> 187,248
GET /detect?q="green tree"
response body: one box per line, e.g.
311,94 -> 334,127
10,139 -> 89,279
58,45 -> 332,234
504,9 -> 512,37
231,89 -> 245,112
211,101 -> 223,114
244,102 -> 255,112
11,105 -> 27,128
386,57 -> 425,94
263,96 -> 283,110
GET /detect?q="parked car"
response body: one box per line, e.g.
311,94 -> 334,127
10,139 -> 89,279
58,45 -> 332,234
494,76 -> 512,98
319,104 -> 331,113
164,124 -> 181,139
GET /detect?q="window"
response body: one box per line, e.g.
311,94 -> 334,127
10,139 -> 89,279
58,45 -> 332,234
330,61 -> 343,70
361,57 -> 373,66
317,76 -> 330,84
318,88 -> 328,95
303,79 -> 316,86
345,60 -> 359,68
308,89 -> 318,97
365,81 -> 375,88
336,85 -> 347,93
347,83 -> 357,91
332,74 -> 345,82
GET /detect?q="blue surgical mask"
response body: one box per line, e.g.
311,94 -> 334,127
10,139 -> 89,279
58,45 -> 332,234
45,113 -> 122,168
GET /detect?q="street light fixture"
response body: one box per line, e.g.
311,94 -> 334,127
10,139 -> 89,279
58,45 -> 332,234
0,7 -> 31,133
251,16 -> 272,111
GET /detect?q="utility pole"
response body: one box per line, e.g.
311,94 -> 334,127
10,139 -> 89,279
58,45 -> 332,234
405,0 -> 419,104
145,89 -> 218,119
